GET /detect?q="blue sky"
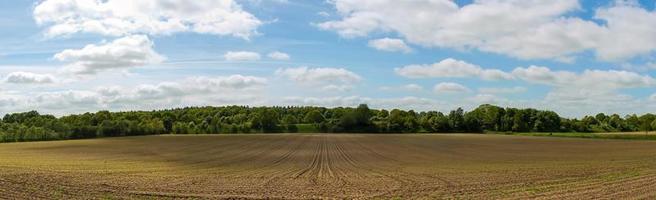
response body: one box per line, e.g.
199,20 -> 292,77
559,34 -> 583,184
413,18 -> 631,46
0,0 -> 655,117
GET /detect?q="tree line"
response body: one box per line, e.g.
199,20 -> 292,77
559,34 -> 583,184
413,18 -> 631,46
1,104 -> 656,142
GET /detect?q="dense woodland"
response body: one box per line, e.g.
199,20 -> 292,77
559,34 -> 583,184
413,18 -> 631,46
1,104 -> 656,142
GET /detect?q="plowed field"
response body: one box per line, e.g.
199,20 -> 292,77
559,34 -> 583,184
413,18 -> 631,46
1,134 -> 655,199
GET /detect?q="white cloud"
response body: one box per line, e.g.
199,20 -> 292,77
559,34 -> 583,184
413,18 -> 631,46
578,69 -> 656,89
34,90 -> 103,110
621,62 -> 656,72
478,86 -> 527,94
402,84 -> 424,91
4,72 -> 56,84
0,95 -> 21,111
321,84 -> 353,92
368,38 -> 412,53
379,84 -> 423,92
512,65 -> 656,114
187,75 -> 267,91
468,94 -> 506,105
480,69 -> 515,81
224,51 -> 261,61
650,62 -> 656,70
33,0 -> 262,39
511,66 -> 576,86
319,0 -> 656,62
650,93 -> 656,101
317,11 -> 330,17
267,51 -> 290,60
276,66 -> 360,84
395,58 -> 513,80
54,35 -> 165,75
373,96 -> 440,109
2,75 -> 267,115
276,67 -> 361,92
434,82 -> 470,93
512,65 -> 655,89
103,75 -> 266,102
593,4 -> 656,61
247,0 -> 289,5
540,88 -> 641,117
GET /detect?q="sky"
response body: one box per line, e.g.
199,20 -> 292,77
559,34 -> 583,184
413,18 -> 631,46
0,0 -> 656,117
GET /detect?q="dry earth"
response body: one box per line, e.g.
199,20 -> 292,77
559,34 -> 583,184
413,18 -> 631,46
0,134 -> 655,199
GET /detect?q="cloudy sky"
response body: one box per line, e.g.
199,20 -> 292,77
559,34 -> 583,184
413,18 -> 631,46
1,0 -> 656,117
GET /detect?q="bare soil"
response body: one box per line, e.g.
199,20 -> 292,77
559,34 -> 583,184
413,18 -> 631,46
1,134 -> 655,199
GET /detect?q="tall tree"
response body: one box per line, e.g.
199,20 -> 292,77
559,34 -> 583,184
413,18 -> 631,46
449,108 -> 465,132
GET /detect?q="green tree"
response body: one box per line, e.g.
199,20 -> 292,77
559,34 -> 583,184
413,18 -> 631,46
471,104 -> 504,131
252,108 -> 279,132
163,117 -> 174,133
448,108 -> 465,132
303,110 -> 325,124
354,104 -> 372,126
387,109 -> 405,132
625,114 -> 640,131
403,111 -> 419,133
512,111 -> 529,132
464,112 -> 482,132
430,112 -> 450,132
282,115 -> 299,133
533,111 -> 561,132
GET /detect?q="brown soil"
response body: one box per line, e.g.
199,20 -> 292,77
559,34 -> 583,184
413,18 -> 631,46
0,134 -> 655,199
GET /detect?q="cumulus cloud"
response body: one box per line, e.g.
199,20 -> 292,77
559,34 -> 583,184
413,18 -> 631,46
321,84 -> 353,92
373,96 -> 440,109
2,75 -> 267,115
512,65 -> 655,89
434,82 -> 470,93
54,35 -> 165,75
379,84 -> 423,92
317,11 -> 330,17
402,84 -> 423,91
276,67 -> 361,92
246,0 -> 289,5
0,95 -> 21,111
33,0 -> 262,39
368,38 -> 412,53
511,66 -> 576,86
621,62 -> 656,72
34,90 -> 103,110
539,88 -> 643,117
593,3 -> 656,61
395,58 -> 513,80
319,0 -> 656,61
512,65 -> 656,112
224,51 -> 261,61
407,63 -> 656,117
4,72 -> 56,84
468,94 -> 506,105
267,51 -> 290,60
101,75 -> 266,102
276,67 -> 361,91
478,86 -> 527,94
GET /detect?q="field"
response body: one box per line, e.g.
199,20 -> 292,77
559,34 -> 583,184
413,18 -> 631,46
497,131 -> 656,140
1,134 -> 656,199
